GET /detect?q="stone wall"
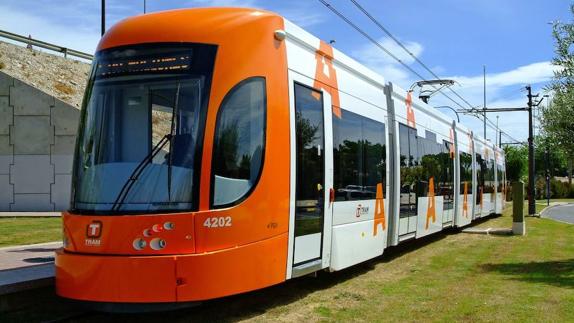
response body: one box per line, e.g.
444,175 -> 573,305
0,72 -> 79,211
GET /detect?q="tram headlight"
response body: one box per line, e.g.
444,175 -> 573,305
150,238 -> 166,250
163,222 -> 174,230
62,230 -> 69,248
133,238 -> 146,250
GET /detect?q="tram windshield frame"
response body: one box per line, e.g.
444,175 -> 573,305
71,43 -> 217,214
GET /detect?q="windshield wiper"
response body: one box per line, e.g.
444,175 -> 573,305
111,83 -> 182,212
111,133 -> 172,212
167,83 -> 181,201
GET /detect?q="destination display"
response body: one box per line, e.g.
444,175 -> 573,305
96,51 -> 193,78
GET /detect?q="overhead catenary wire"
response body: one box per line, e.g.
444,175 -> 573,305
318,0 -> 512,140
349,0 -> 509,140
348,0 -> 475,110
315,0 -> 470,112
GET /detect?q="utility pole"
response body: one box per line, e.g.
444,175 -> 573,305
483,65 -> 487,138
526,85 -> 538,216
144,0 -> 147,13
101,0 -> 105,36
546,146 -> 550,206
494,116 -> 502,147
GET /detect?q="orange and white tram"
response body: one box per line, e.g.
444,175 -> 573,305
55,7 -> 507,305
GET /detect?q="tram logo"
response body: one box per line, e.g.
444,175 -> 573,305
355,204 -> 369,217
86,221 -> 102,238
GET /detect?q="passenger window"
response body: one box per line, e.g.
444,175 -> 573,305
333,109 -> 386,201
212,77 -> 266,207
398,124 -> 455,216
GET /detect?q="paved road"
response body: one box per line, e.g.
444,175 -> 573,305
0,242 -> 61,295
543,203 -> 574,224
0,241 -> 61,271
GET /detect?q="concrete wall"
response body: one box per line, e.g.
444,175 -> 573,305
0,72 -> 79,211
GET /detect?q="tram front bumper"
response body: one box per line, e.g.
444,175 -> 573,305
55,232 -> 288,303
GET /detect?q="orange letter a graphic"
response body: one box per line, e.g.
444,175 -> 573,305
425,177 -> 436,230
373,183 -> 386,236
313,41 -> 341,118
406,91 -> 416,128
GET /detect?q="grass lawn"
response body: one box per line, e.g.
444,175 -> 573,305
0,217 -> 61,247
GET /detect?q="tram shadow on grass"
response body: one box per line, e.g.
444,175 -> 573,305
480,259 -> 574,289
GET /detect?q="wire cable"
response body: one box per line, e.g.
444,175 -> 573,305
316,0 -> 470,112
348,0 -> 475,109
319,0 -> 521,143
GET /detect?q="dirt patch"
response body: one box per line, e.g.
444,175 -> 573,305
0,40 -> 90,108
53,81 -> 75,96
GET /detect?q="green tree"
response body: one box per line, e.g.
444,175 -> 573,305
534,135 -> 568,177
504,145 -> 527,182
542,5 -> 574,184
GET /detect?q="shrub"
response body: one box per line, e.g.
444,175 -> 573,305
546,178 -> 574,199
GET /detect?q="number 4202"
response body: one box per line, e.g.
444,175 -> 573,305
203,216 -> 232,228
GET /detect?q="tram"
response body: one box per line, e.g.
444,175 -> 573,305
55,7 -> 507,305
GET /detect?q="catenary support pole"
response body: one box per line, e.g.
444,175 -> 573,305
526,85 -> 536,215
483,65 -> 487,139
101,0 -> 105,36
512,181 -> 525,235
546,146 -> 550,207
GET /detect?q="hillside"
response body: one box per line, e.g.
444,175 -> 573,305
0,40 -> 90,108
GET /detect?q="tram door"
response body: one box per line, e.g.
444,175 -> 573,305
291,82 -> 331,273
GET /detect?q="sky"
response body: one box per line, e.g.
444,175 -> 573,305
0,0 -> 571,143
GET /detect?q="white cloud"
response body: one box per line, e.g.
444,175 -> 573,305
351,35 -> 555,142
280,7 -> 325,27
450,61 -> 557,89
429,64 -> 556,143
351,36 -> 425,87
0,4 -> 100,54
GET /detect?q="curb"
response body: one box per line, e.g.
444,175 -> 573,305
0,241 -> 61,252
0,212 -> 61,218
461,227 -> 513,235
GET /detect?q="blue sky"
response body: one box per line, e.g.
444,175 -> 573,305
0,0 -> 571,142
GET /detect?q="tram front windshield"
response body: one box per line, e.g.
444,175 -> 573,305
72,44 -> 216,214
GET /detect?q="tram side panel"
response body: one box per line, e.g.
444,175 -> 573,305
388,83 -> 457,243
284,20 -> 390,273
329,93 -> 389,271
471,137 -> 493,219
480,143 -> 496,217
328,52 -> 390,271
494,147 -> 506,214
472,137 -> 481,219
454,125 -> 474,227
